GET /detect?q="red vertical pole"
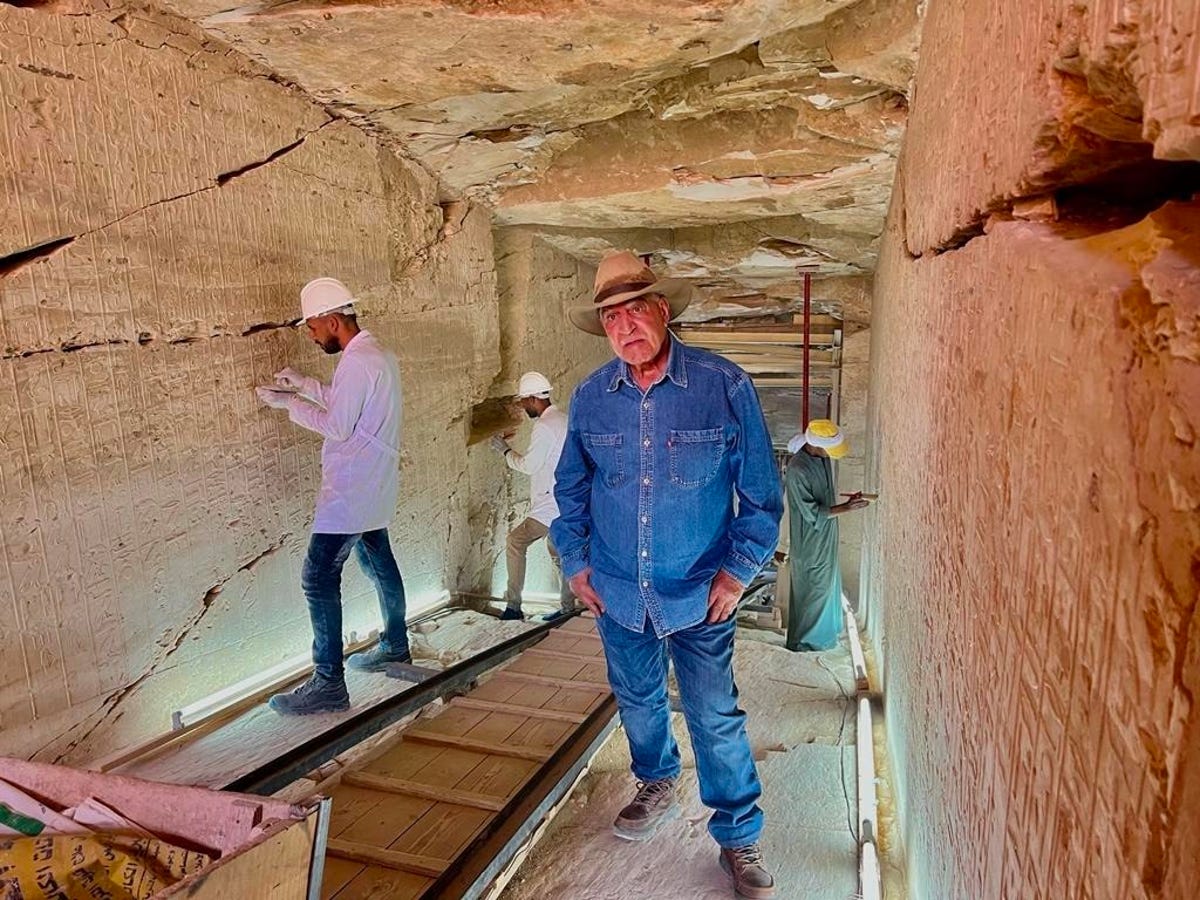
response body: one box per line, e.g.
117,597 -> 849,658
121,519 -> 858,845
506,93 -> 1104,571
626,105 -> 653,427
801,268 -> 812,430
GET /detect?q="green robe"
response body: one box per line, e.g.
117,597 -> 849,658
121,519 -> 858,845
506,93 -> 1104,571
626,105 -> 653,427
784,450 -> 843,651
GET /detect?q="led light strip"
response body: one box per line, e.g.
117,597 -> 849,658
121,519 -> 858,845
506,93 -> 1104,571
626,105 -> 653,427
843,593 -> 883,900
171,590 -> 452,731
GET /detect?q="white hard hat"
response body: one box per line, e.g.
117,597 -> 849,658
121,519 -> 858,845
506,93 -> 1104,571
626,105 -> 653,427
517,371 -> 552,398
299,277 -> 355,323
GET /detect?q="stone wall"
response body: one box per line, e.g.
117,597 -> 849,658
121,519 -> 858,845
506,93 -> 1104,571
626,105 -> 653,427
837,327 -> 871,607
474,228 -> 611,598
0,3 -> 595,764
866,1 -> 1199,897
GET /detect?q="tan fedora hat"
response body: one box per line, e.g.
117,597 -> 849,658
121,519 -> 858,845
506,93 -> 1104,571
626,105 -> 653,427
569,251 -> 692,336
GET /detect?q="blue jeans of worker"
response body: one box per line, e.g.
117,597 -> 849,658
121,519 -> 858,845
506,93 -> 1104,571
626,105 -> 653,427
303,529 -> 409,681
596,612 -> 764,848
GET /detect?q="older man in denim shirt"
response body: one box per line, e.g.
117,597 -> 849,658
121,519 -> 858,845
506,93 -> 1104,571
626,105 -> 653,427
551,251 -> 782,898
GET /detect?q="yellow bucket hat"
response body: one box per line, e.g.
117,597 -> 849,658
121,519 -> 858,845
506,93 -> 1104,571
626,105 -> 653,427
804,419 -> 848,459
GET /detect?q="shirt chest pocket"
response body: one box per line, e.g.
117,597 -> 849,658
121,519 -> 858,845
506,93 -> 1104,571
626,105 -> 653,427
583,432 -> 626,488
668,427 -> 726,488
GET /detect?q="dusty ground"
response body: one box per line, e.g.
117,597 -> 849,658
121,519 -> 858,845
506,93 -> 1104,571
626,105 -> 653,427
500,625 -> 859,900
114,608 -> 536,788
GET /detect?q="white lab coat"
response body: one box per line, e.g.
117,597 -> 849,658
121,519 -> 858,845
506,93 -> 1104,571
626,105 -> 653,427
504,404 -> 567,527
287,330 -> 402,534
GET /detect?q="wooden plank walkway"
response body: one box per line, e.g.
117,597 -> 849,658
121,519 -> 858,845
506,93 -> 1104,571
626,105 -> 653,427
319,615 -> 613,899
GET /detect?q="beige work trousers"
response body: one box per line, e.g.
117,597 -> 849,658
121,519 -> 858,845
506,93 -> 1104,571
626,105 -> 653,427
503,517 -> 574,613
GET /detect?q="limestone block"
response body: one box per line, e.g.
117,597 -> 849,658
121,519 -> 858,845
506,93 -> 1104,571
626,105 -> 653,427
491,228 -> 611,391
533,225 -> 876,324
168,0 -> 858,111
0,4 -> 503,764
0,5 -> 329,255
867,200 -> 1199,899
147,0 -> 920,308
494,158 -> 895,234
902,0 -> 1200,254
476,229 -> 611,596
837,328 -> 871,605
495,96 -> 902,211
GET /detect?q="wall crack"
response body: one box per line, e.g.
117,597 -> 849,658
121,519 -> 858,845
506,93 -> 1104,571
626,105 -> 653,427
2,320 -> 297,360
17,61 -> 79,80
1,118 -> 334,283
240,319 -> 296,336
0,235 -> 76,279
43,533 -> 292,763
216,133 -> 308,185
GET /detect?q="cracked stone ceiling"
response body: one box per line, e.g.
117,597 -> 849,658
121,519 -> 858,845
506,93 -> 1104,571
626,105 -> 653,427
167,0 -> 921,328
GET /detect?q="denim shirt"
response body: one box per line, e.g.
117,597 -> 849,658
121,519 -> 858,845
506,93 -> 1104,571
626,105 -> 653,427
551,336 -> 783,637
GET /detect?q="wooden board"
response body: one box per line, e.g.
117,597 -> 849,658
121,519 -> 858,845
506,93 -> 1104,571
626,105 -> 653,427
751,376 -> 835,388
537,631 -> 605,658
492,670 -> 610,692
557,617 -> 601,636
717,348 -> 837,365
676,316 -> 838,333
401,731 -> 553,762
320,618 -> 615,899
326,839 -> 445,877
680,332 -> 838,347
467,676 -> 606,716
0,758 -> 323,900
160,815 -> 318,899
343,771 -> 507,811
326,863 -> 432,900
449,696 -> 587,724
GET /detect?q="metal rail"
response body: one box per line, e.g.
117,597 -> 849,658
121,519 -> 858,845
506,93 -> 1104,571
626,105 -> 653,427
225,612 -> 579,796
424,694 -> 619,899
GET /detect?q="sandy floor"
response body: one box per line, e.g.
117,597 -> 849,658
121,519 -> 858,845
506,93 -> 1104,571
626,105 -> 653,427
500,625 -> 859,900
115,608 -> 869,896
116,607 -> 536,788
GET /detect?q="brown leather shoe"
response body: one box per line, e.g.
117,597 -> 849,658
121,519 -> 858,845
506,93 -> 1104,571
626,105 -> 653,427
612,778 -> 679,841
719,844 -> 777,898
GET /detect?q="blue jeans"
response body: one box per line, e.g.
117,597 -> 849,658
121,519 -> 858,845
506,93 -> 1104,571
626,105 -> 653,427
303,529 -> 409,681
596,612 -> 764,848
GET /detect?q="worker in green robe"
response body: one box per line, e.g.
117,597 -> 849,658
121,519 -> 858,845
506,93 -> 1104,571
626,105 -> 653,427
784,420 -> 871,651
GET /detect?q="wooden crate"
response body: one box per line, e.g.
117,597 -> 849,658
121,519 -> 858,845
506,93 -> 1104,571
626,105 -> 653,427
0,757 -> 331,899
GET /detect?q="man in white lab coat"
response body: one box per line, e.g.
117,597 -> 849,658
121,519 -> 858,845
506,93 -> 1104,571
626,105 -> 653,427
489,372 -> 574,622
256,277 -> 409,716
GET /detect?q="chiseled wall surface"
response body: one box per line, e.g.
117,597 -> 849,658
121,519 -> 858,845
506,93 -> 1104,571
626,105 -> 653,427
837,326 -> 871,607
0,3 -> 512,764
866,1 -> 1200,897
475,228 -> 612,598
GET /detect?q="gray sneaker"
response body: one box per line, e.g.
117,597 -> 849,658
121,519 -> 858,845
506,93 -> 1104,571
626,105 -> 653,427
268,674 -> 349,716
612,778 -> 679,841
347,645 -> 412,672
719,844 -> 776,899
